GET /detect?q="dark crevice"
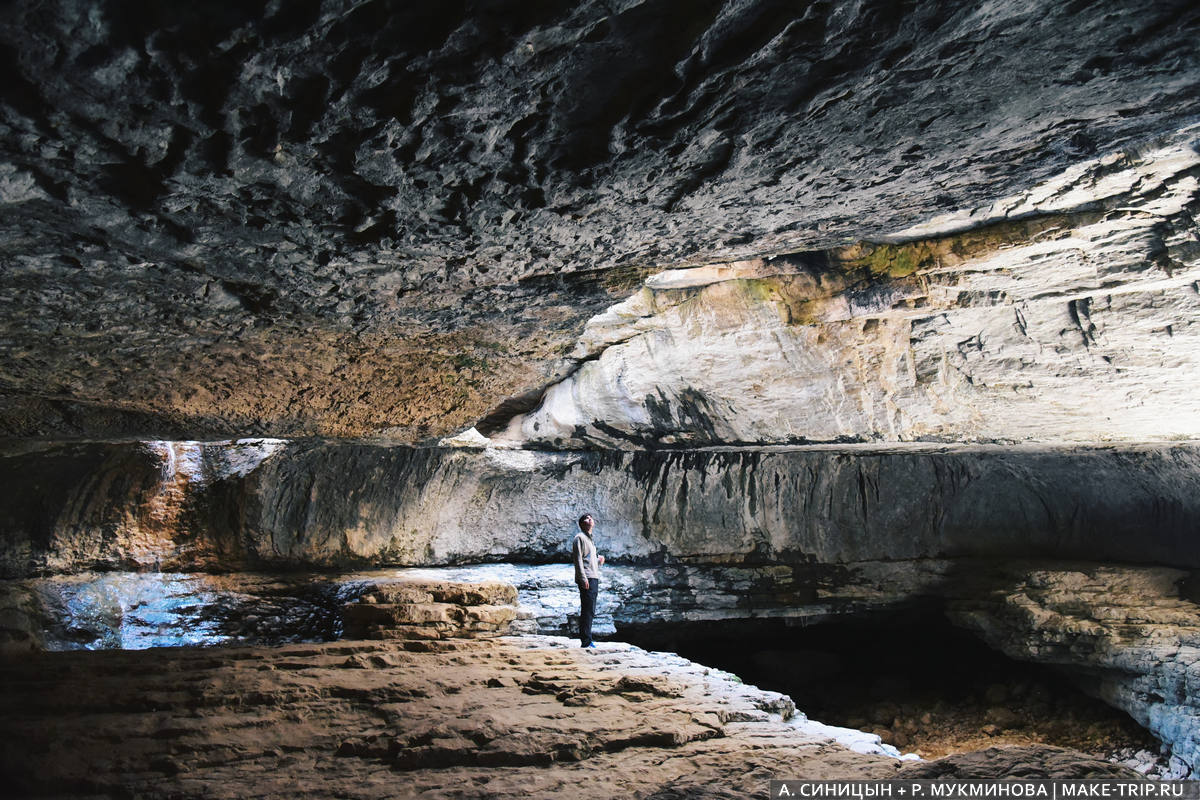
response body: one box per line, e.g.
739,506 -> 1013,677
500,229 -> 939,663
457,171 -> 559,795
619,613 -> 1162,762
474,388 -> 547,438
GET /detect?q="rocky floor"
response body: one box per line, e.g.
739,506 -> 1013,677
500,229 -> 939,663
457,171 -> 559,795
0,635 -> 1142,799
624,615 -> 1168,772
948,564 -> 1200,777
811,676 -> 1162,766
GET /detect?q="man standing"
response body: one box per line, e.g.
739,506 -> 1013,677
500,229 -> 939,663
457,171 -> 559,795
572,513 -> 605,649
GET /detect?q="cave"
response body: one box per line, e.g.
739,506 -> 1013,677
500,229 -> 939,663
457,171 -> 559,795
2,0 -> 1200,797
618,614 -> 1164,768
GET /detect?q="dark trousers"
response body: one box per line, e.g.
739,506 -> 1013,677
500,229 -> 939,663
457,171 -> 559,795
578,579 -> 600,646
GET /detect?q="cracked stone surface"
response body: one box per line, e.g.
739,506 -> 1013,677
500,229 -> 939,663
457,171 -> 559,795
0,632 -> 1144,798
496,138 -> 1200,447
0,0 -> 1197,440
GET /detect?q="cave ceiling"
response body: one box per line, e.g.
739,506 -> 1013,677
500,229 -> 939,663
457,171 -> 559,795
0,0 -> 1198,444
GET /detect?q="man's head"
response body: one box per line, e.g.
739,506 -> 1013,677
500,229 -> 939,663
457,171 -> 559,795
578,514 -> 594,534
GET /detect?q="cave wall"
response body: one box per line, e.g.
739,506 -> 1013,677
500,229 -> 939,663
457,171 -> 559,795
0,439 -> 279,577
233,443 -> 1200,570
0,442 -> 170,577
947,564 -> 1200,777
6,440 -> 1200,577
497,138 -> 1200,448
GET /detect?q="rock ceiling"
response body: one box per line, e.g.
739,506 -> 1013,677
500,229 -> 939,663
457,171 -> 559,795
0,0 -> 1198,443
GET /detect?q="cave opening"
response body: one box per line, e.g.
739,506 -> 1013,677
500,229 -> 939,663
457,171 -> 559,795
617,610 -> 1165,769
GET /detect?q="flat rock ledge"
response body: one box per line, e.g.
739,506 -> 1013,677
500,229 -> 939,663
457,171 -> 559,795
342,579 -> 518,642
0,631 -> 1141,799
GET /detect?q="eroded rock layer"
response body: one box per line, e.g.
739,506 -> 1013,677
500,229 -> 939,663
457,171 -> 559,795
10,439 -> 1198,577
949,564 -> 1200,780
0,0 -> 1197,440
0,633 -> 1143,798
341,578 -> 518,641
497,138 -> 1200,447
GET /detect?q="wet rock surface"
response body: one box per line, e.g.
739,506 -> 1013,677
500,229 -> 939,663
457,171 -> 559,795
0,561 -> 931,653
0,438 -> 283,578
0,0 -> 1197,440
0,570 -> 371,652
0,633 -> 1145,798
0,1 -> 1196,788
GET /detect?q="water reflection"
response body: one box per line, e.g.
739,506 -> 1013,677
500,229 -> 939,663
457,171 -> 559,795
49,573 -> 223,649
14,564 -> 620,651
29,572 -> 369,650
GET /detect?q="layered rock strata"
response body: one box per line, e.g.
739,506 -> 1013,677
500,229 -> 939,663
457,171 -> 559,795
948,564 -> 1200,779
0,561 -> 943,653
341,579 -> 517,641
0,633 -> 1142,798
498,135 -> 1200,448
0,1 -> 1197,439
4,438 -> 1198,775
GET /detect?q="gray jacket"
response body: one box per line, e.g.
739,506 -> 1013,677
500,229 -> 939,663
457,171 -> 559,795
572,532 -> 600,586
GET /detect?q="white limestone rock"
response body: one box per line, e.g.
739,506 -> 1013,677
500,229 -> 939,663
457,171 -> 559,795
498,135 -> 1200,448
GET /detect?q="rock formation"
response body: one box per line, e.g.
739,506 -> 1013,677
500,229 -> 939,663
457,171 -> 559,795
8,439 -> 1200,577
0,0 -> 1196,439
5,434 -> 1200,772
5,559 -> 1198,773
949,564 -> 1200,780
0,438 -> 281,577
1,0 -> 1199,792
497,138 -> 1200,448
0,621 -> 1142,798
342,578 -> 518,640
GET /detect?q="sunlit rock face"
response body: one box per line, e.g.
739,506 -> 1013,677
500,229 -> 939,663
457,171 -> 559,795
0,0 -> 1198,440
497,139 -> 1200,447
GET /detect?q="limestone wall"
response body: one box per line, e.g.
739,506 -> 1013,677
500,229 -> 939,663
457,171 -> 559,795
7,440 -> 1198,577
229,442 -> 1200,571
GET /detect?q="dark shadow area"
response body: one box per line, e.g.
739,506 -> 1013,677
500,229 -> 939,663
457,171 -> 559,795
618,610 -> 1161,762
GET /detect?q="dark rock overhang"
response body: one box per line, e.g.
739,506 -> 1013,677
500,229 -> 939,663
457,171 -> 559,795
0,0 -> 1198,441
